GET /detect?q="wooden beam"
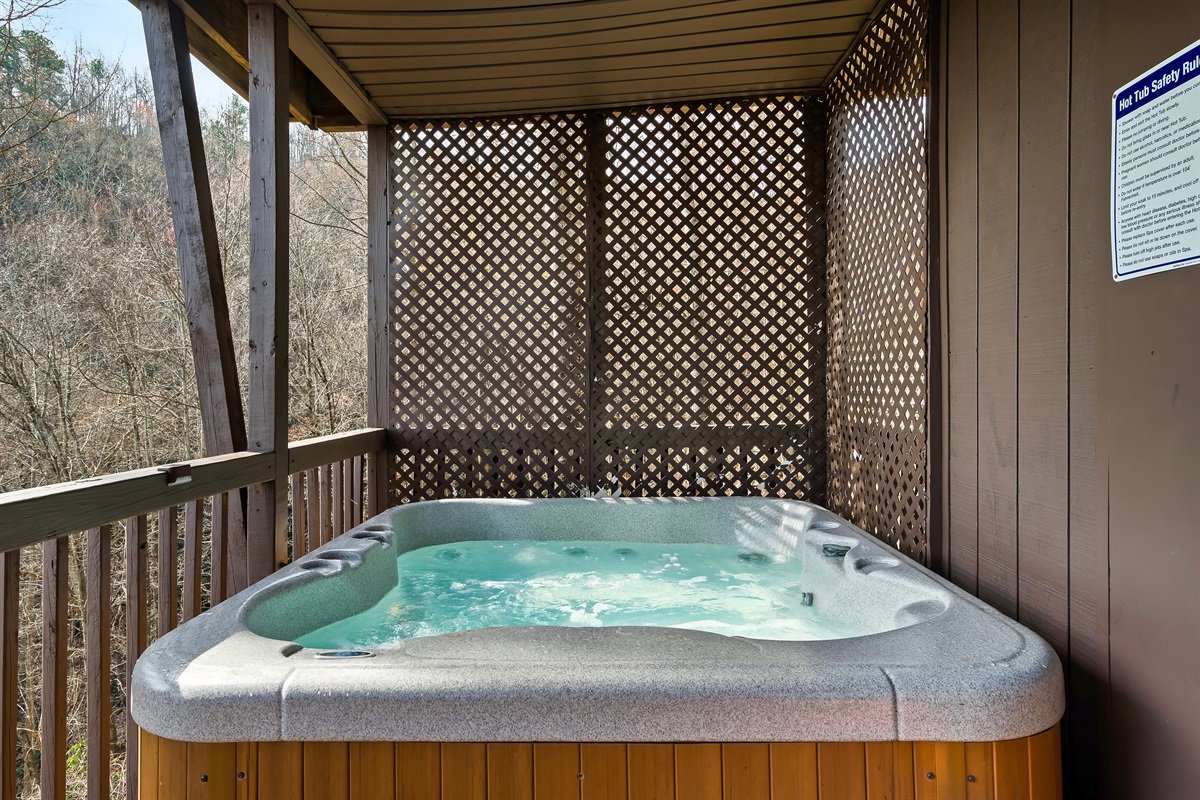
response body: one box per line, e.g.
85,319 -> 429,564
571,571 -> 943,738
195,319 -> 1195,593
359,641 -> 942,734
366,125 -> 390,513
272,0 -> 387,125
142,0 -> 248,457
136,0 -> 326,126
246,0 -> 291,583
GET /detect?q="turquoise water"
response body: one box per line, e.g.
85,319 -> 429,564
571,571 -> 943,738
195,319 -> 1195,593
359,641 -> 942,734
296,540 -> 848,649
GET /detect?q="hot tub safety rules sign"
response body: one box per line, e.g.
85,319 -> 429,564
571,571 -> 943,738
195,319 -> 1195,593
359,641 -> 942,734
1111,38 -> 1200,281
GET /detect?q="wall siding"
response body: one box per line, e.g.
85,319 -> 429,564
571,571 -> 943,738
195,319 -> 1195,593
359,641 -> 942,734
940,0 -> 1200,796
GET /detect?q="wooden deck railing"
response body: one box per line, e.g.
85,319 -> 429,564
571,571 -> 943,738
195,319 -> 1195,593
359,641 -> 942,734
0,427 -> 387,800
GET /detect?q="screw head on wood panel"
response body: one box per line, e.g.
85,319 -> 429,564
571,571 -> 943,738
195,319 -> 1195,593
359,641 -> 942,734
926,772 -> 935,780
200,775 -> 208,782
968,774 -> 977,783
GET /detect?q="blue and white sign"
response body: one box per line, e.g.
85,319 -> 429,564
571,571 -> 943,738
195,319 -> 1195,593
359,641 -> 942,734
1111,38 -> 1200,281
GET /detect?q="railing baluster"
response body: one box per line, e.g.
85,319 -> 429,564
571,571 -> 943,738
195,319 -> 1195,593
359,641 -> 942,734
352,455 -> 364,527
0,429 -> 385,799
212,494 -> 228,604
41,535 -> 68,800
305,468 -> 319,554
157,509 -> 178,635
0,550 -> 17,800
319,465 -> 332,546
182,501 -> 202,621
290,473 -> 305,559
86,525 -> 112,800
332,461 -> 345,538
125,514 -> 148,800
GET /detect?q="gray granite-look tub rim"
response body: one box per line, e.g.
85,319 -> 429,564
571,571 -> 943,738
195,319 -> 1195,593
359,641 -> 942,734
131,497 -> 1065,744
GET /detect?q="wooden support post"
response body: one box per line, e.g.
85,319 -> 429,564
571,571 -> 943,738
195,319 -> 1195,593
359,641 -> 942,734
366,125 -> 391,516
141,0 -> 246,458
246,0 -> 290,583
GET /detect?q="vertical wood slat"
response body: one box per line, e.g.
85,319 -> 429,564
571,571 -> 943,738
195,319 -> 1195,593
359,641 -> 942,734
945,0 -> 980,595
627,744 -> 673,800
235,742 -> 256,800
41,536 -> 69,800
305,468 -> 320,553
319,465 -> 332,545
769,743 -> 817,800
581,743 -> 627,800
964,742 -> 994,800
487,743 -> 532,800
246,0 -> 291,585
1015,0 -> 1071,661
441,743 -> 486,800
290,473 -> 306,559
189,741 -> 237,800
349,741 -> 394,799
257,742 -> 302,798
0,549 -> 18,800
87,525 -> 113,800
395,742 -> 440,799
864,742 -> 901,800
126,515 -> 148,800
211,494 -> 228,604
332,461 -> 345,537
1027,723 -> 1063,800
183,500 -> 203,621
974,0 -> 1020,618
673,744 -> 720,800
534,743 -> 581,800
302,742 -> 348,800
992,738 -> 1031,800
720,744 -> 767,800
342,460 -> 353,531
934,741 -> 968,798
138,729 -> 160,800
912,742 -> 938,800
157,508 -> 178,634
817,742 -> 867,800
352,455 -> 364,527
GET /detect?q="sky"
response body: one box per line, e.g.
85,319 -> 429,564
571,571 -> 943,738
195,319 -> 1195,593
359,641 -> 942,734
37,0 -> 237,108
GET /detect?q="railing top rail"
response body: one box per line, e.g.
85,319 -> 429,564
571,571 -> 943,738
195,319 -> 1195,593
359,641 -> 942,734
0,427 -> 387,554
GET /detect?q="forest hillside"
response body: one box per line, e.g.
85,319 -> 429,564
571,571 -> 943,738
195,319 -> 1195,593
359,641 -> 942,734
0,3 -> 367,794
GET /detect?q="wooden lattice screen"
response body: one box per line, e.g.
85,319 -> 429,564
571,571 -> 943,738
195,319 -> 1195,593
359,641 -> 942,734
825,0 -> 931,561
388,97 -> 828,503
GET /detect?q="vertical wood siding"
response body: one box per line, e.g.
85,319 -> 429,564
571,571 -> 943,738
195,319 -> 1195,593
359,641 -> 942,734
939,0 -> 1200,795
138,729 -> 1062,800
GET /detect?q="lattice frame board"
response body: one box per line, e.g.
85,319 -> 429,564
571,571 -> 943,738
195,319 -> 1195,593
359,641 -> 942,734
387,96 -> 829,505
825,0 -> 931,561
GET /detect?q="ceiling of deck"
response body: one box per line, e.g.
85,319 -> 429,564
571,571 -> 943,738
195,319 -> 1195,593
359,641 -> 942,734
289,0 -> 882,119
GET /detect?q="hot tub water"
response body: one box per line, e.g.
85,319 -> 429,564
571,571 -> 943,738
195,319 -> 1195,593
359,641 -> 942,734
296,539 -> 851,648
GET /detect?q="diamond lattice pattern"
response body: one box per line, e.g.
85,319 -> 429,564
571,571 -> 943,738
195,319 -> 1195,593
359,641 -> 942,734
390,96 -> 829,503
825,0 -> 931,561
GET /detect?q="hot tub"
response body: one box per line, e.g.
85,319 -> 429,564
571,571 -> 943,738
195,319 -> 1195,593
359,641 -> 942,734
132,498 -> 1064,798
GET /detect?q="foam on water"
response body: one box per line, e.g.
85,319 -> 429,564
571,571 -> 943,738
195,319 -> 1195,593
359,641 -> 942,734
296,540 -> 849,649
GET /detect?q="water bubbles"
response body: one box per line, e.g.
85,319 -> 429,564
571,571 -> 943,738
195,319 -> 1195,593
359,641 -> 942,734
436,548 -> 462,561
738,551 -> 771,564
